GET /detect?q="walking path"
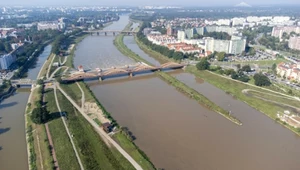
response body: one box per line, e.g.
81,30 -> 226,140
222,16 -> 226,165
46,54 -> 56,79
53,86 -> 85,170
45,123 -> 60,170
76,82 -> 85,109
35,131 -> 44,170
57,83 -> 143,170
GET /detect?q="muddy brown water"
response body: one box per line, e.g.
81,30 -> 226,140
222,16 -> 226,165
74,15 -> 300,170
0,45 -> 51,170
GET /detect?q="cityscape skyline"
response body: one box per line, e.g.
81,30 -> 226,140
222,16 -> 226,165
1,0 -> 300,6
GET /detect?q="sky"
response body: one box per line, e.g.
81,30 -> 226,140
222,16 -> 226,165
1,0 -> 300,6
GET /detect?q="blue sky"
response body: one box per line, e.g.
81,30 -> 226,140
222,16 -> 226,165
2,0 -> 300,6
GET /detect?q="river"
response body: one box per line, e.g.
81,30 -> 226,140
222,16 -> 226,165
0,45 -> 52,170
75,15 -> 300,170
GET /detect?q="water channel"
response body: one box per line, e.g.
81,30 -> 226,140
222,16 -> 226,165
74,15 -> 300,170
0,45 -> 52,170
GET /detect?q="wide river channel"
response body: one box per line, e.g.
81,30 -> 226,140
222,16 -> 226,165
74,15 -> 300,170
0,45 -> 52,170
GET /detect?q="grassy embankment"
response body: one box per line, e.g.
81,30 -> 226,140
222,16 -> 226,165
114,29 -> 242,125
38,54 -> 56,79
25,86 -> 53,170
186,66 -> 300,135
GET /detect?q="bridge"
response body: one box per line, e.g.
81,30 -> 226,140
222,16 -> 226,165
84,30 -> 138,36
11,79 -> 37,87
62,62 -> 185,82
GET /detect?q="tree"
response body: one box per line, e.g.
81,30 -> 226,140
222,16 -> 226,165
196,58 -> 210,70
241,65 -> 251,73
224,69 -> 235,76
31,108 -> 43,124
236,64 -> 241,70
253,73 -> 271,86
231,71 -> 239,79
216,52 -> 226,61
249,47 -> 256,56
272,63 -> 277,75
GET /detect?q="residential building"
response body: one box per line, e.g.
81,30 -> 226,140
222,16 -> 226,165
232,17 -> 245,26
205,26 -> 236,35
37,21 -> 65,31
277,62 -> 300,82
166,25 -> 173,36
216,19 -> 231,26
184,28 -> 194,39
272,26 -> 300,40
195,27 -> 204,35
288,36 -> 300,50
0,54 -> 15,70
177,30 -> 186,41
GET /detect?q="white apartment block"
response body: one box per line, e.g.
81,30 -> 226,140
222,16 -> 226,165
216,19 -> 231,26
272,26 -> 300,40
289,36 -> 300,50
37,21 -> 65,31
232,18 -> 245,26
177,30 -> 186,41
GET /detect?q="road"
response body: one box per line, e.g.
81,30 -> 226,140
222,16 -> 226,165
56,83 -> 143,170
53,86 -> 85,170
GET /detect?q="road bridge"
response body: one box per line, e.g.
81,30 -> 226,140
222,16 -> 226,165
62,62 -> 186,82
84,30 -> 138,36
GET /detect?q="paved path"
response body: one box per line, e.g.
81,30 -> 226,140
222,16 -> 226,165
47,54 -> 56,79
76,82 -> 85,109
45,123 -> 60,170
57,83 -> 143,170
53,86 -> 85,170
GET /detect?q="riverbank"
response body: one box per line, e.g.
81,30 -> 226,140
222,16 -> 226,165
114,29 -> 242,125
0,86 -> 15,103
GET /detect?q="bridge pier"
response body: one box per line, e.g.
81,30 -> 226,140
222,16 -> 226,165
97,32 -> 99,36
104,32 -> 107,36
113,32 -> 116,36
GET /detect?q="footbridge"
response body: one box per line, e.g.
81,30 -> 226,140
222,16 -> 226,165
11,79 -> 37,87
62,62 -> 185,82
84,30 -> 138,36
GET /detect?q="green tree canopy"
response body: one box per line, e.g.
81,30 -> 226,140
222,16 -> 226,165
216,52 -> 226,61
241,65 -> 251,72
253,73 -> 271,86
196,58 -> 210,70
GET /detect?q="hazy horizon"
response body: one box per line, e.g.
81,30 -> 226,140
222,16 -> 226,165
1,0 -> 300,7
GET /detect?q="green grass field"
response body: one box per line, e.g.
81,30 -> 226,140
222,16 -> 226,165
45,89 -> 81,170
